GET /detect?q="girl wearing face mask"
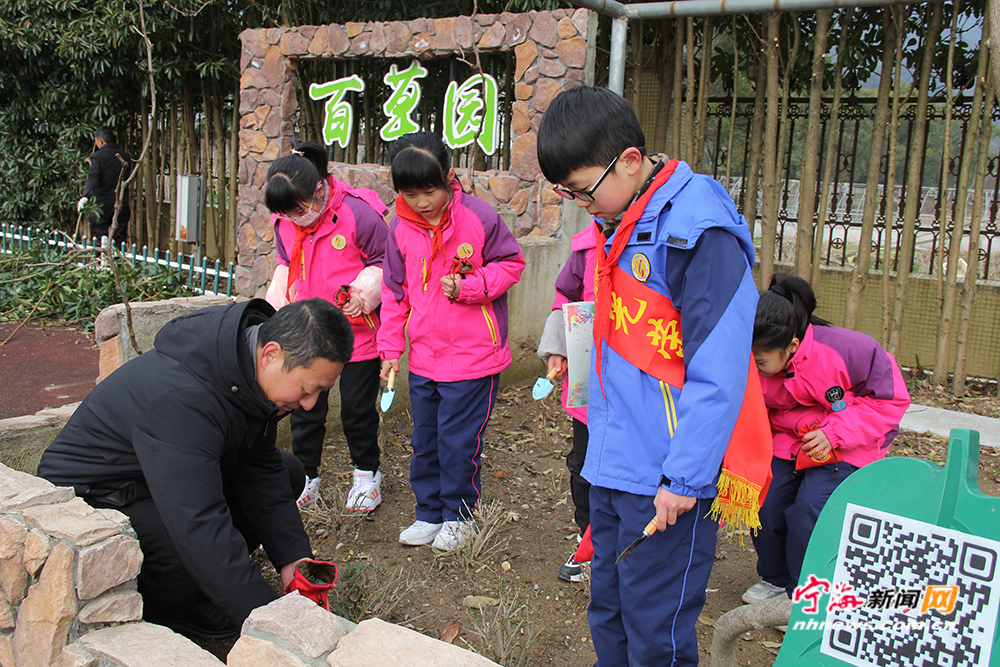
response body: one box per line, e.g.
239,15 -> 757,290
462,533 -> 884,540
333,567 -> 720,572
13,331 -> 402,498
264,142 -> 390,514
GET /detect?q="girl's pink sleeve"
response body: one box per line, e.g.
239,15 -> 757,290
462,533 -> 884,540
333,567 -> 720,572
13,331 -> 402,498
349,266 -> 383,314
265,265 -> 290,310
457,211 -> 525,304
820,350 -> 911,451
376,225 -> 408,360
821,389 -> 910,451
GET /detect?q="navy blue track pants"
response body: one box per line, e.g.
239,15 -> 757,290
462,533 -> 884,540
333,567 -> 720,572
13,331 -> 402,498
408,372 -> 499,522
752,456 -> 858,596
589,486 -> 718,667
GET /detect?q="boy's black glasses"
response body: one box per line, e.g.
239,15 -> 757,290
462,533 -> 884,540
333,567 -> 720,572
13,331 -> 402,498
553,154 -> 620,202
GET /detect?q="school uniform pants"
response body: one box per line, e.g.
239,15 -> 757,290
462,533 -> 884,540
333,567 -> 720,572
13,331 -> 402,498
408,372 -> 499,522
752,456 -> 858,597
568,418 -> 591,534
290,358 -> 381,478
589,486 -> 718,667
86,451 -> 304,625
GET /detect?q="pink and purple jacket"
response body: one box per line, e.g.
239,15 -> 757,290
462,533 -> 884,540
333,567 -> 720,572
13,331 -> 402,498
760,323 -> 910,469
273,176 -> 389,361
378,180 -> 525,382
550,224 -> 600,424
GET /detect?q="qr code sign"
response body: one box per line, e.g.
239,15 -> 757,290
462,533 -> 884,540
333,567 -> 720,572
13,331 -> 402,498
821,504 -> 1000,667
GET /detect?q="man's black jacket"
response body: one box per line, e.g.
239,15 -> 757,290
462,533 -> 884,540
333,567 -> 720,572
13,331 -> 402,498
83,142 -> 132,207
38,300 -> 312,623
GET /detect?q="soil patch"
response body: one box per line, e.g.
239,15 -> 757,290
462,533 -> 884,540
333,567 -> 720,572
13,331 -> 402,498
211,385 -> 998,666
7,322 -> 994,665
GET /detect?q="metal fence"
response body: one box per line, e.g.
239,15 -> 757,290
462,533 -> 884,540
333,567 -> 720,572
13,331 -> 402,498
696,96 -> 1000,279
0,224 -> 235,297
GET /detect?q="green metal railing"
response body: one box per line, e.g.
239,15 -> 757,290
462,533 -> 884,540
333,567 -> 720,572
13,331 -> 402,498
0,224 -> 235,296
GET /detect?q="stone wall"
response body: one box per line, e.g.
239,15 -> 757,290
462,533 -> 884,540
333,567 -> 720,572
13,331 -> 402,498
0,463 -> 502,667
236,9 -> 598,297
0,464 -> 144,666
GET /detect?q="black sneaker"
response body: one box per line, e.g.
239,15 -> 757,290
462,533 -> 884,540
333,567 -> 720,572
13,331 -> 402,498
557,552 -> 585,583
162,600 -> 239,640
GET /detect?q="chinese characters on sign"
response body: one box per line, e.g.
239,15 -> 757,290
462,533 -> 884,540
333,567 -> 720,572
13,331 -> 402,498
310,61 -> 500,155
792,576 -> 960,616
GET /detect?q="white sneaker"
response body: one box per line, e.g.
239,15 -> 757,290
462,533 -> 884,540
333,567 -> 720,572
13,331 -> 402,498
297,476 -> 320,509
430,520 -> 476,551
345,469 -> 382,511
399,520 -> 443,546
742,580 -> 787,604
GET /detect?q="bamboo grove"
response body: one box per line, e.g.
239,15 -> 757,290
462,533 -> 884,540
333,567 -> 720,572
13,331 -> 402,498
0,0 -> 995,391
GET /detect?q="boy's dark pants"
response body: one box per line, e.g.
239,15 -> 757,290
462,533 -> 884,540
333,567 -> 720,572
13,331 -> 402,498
87,451 -> 304,625
408,373 -> 499,522
589,487 -> 718,667
752,456 -> 858,597
290,358 -> 381,478
568,418 -> 591,534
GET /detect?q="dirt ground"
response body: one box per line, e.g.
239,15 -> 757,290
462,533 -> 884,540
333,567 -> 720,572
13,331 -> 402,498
242,373 -> 999,667
5,323 -> 998,665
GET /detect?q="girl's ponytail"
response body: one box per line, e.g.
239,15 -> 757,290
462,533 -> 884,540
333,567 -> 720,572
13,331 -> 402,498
753,274 -> 829,351
293,141 -> 330,179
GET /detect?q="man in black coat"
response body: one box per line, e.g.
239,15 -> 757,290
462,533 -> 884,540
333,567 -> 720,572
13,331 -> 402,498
77,126 -> 133,245
38,298 -> 353,638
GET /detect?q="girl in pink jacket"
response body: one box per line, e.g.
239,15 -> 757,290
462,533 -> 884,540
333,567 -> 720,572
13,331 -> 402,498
536,223 -> 599,582
379,132 -> 525,552
743,274 -> 910,604
264,142 -> 389,513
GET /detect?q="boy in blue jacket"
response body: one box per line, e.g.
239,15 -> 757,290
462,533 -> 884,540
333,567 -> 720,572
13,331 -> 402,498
537,86 -> 762,666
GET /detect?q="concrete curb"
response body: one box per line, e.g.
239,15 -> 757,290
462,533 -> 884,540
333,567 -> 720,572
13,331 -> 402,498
900,404 -> 1000,449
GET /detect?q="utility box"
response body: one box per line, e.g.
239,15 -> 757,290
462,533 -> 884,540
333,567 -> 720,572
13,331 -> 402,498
175,174 -> 204,243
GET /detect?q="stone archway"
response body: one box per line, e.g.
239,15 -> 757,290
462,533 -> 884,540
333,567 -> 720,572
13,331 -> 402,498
235,10 -> 597,297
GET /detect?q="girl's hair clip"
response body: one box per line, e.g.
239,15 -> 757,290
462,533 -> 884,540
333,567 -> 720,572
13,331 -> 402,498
291,148 -> 305,156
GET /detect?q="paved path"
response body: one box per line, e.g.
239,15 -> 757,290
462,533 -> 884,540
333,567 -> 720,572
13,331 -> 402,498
901,403 -> 1000,449
0,323 -> 98,419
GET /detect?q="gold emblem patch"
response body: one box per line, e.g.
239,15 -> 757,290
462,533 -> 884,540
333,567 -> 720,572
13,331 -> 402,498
631,253 -> 650,282
331,235 -> 347,250
457,242 -> 474,259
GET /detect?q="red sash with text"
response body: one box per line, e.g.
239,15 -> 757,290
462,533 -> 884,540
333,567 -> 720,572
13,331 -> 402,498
593,162 -> 772,535
604,265 -> 685,389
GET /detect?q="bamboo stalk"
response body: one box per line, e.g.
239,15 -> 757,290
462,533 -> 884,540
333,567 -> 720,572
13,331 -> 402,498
795,9 -> 831,276
953,12 -> 991,396
888,0 -> 944,356
758,12 -> 782,288
812,7 -> 851,288
844,9 -> 895,330
931,0 -> 963,386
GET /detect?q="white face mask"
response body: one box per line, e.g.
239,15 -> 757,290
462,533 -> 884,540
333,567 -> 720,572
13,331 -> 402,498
291,208 -> 320,227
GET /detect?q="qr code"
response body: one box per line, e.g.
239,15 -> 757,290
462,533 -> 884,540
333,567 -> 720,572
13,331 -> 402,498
821,504 -> 1000,667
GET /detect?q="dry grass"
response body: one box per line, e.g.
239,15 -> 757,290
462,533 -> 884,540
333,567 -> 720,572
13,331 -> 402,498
464,581 -> 537,667
433,498 -> 512,571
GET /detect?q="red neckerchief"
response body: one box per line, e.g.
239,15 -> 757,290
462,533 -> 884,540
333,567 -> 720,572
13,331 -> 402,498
286,183 -> 332,301
593,159 -> 679,393
394,191 -> 453,289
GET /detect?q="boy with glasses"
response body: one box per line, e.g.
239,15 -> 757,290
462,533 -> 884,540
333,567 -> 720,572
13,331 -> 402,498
537,86 -> 770,665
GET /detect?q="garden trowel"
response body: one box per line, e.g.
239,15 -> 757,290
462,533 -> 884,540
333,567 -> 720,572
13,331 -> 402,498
380,367 -> 396,411
531,368 -> 559,400
615,516 -> 659,564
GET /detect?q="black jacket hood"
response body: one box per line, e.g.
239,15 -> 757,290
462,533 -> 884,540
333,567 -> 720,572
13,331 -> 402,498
153,298 -> 277,420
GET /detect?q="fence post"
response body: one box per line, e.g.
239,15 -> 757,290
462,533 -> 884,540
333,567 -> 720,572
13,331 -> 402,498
200,257 -> 208,293
227,261 -> 234,297
213,259 -> 220,295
